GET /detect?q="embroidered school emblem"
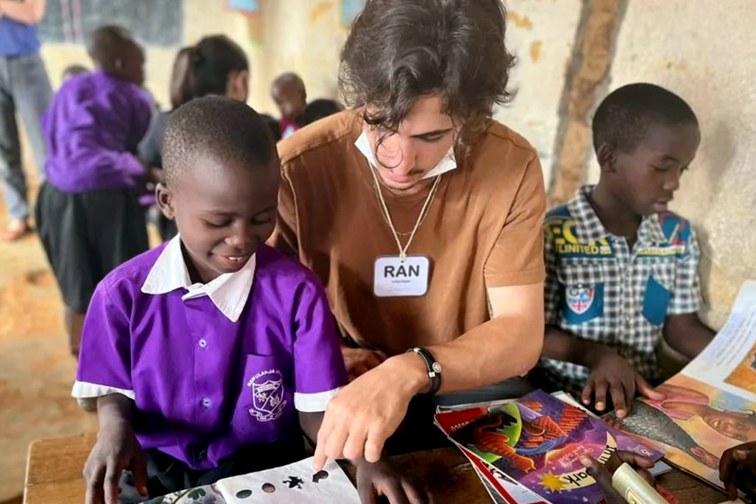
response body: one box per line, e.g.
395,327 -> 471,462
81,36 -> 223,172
247,369 -> 286,422
566,286 -> 595,315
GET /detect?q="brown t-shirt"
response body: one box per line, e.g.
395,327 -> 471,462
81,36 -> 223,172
270,110 -> 545,355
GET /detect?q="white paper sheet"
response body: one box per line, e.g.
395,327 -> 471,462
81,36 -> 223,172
215,457 -> 360,503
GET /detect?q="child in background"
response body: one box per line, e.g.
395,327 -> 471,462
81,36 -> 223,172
74,96 -> 424,504
270,72 -> 306,138
537,83 -> 715,418
36,25 -> 155,358
61,63 -> 89,82
301,98 -> 343,127
139,35 -> 249,241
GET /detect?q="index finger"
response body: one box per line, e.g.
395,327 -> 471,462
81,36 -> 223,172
314,417 -> 335,470
85,464 -> 106,504
104,463 -> 123,504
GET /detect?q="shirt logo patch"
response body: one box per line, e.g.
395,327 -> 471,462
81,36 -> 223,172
566,285 -> 595,315
247,369 -> 286,422
548,218 -> 613,258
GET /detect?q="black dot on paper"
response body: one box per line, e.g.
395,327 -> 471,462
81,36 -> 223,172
262,483 -> 276,493
235,489 -> 253,499
312,470 -> 329,483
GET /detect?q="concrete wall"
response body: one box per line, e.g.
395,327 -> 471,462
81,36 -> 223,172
494,0 -> 582,185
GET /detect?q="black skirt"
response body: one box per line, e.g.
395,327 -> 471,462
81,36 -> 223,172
35,181 -> 149,312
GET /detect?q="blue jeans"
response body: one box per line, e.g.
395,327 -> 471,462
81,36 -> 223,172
0,52 -> 51,220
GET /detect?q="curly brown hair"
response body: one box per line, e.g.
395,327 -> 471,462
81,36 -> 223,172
339,0 -> 515,151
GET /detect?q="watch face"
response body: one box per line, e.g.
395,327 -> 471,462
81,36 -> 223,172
431,362 -> 442,374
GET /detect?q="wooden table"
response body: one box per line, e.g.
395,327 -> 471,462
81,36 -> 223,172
24,433 -> 727,503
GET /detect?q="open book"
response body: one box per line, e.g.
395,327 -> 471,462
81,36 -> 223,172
609,280 -> 756,490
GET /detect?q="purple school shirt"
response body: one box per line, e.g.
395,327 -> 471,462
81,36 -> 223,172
43,70 -> 152,193
74,243 -> 348,470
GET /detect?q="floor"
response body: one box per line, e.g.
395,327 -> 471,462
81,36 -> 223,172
0,188 -> 98,502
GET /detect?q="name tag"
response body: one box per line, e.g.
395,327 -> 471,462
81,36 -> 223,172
373,256 -> 430,297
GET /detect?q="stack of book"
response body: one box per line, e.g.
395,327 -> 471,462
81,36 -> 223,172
434,390 -> 664,504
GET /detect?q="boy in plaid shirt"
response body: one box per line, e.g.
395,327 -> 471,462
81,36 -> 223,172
537,83 -> 715,418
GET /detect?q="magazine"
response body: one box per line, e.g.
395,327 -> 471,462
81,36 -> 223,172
436,390 -> 662,503
608,280 -> 756,490
434,404 -> 549,503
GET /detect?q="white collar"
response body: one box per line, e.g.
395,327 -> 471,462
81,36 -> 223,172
354,130 -> 457,179
141,236 -> 256,323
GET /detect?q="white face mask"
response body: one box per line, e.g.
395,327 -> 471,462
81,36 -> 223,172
354,131 -> 457,180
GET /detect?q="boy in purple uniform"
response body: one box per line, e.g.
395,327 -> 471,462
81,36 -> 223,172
36,25 -> 156,358
73,97 -> 425,504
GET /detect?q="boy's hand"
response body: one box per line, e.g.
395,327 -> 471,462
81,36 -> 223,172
720,441 -> 756,500
83,420 -> 148,504
355,458 -> 429,504
581,451 -> 656,504
582,348 -> 664,418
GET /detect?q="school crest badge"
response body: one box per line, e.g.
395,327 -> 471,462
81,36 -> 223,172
566,285 -> 595,315
247,369 -> 286,422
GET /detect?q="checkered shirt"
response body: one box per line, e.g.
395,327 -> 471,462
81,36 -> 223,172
539,185 -> 702,395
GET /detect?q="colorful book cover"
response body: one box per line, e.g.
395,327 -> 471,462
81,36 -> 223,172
435,404 -> 548,503
439,390 -> 662,504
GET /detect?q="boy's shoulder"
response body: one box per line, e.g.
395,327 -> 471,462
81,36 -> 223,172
97,244 -> 168,298
255,244 -> 326,292
654,210 -> 694,245
544,203 -> 574,235
545,203 -> 573,222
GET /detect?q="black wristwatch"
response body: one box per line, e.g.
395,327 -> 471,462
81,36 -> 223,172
408,347 -> 442,395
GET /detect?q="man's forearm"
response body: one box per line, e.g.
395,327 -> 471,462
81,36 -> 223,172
384,310 -> 545,397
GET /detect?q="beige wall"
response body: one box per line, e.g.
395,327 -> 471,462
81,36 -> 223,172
585,0 -> 756,327
35,0 -> 755,322
495,0 -> 582,185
